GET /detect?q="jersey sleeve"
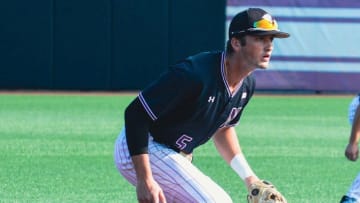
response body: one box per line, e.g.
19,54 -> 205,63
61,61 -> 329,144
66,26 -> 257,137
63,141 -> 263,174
139,64 -> 202,121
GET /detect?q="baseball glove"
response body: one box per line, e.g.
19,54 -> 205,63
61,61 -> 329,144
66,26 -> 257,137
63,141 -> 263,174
247,180 -> 287,203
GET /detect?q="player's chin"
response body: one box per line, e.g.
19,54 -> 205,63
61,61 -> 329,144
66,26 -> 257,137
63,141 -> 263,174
257,63 -> 270,69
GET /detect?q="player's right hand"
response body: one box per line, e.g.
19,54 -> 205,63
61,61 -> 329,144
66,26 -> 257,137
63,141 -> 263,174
345,143 -> 359,161
136,178 -> 167,203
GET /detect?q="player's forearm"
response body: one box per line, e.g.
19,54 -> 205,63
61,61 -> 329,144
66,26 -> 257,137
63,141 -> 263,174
349,127 -> 360,146
131,154 -> 154,181
213,127 -> 257,182
213,127 -> 241,163
349,106 -> 360,145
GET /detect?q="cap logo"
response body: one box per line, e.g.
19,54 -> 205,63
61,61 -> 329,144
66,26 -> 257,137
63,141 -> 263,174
252,14 -> 278,31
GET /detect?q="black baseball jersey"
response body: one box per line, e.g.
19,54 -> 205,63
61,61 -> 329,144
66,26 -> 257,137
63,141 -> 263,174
138,51 -> 255,153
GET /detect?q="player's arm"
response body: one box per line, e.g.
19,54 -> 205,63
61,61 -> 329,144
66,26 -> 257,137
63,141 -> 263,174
131,154 -> 165,203
125,98 -> 166,203
346,104 -> 360,161
212,126 -> 259,187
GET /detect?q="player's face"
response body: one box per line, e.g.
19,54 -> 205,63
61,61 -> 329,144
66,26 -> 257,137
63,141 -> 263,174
241,35 -> 274,69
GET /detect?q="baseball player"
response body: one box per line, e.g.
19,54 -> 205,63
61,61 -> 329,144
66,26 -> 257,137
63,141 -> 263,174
340,93 -> 360,203
114,8 -> 289,203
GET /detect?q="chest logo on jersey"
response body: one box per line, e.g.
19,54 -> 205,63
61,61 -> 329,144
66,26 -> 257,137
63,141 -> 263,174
220,107 -> 243,128
228,107 -> 242,121
208,96 -> 215,103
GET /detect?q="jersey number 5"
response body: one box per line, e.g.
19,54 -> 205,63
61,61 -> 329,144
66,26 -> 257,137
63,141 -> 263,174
176,134 -> 193,150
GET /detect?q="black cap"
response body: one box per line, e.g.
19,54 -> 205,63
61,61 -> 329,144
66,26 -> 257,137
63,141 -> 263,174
229,8 -> 289,39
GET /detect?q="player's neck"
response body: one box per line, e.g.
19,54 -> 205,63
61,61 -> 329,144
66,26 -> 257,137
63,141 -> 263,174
225,57 -> 251,92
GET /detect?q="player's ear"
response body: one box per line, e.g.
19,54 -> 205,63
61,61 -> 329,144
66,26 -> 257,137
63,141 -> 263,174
231,37 -> 241,51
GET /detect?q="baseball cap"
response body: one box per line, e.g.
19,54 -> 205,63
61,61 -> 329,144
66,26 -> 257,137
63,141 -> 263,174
229,8 -> 289,39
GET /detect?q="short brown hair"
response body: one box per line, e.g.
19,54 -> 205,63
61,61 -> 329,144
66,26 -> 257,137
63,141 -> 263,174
226,36 -> 246,55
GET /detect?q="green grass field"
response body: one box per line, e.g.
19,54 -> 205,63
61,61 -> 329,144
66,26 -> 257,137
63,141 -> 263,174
0,93 -> 358,203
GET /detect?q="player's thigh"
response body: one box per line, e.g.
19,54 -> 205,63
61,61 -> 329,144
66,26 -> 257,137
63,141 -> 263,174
113,129 -> 137,185
151,151 -> 232,203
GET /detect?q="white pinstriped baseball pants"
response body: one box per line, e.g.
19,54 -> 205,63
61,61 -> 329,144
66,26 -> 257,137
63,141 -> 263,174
346,172 -> 360,201
114,128 -> 233,203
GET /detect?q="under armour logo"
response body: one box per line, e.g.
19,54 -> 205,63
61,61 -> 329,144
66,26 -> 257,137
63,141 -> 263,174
208,96 -> 215,103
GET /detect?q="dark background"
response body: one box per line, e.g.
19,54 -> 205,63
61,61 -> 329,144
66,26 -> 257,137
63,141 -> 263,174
0,0 -> 226,91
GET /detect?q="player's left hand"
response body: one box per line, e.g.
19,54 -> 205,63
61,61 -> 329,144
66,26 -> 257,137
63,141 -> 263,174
345,143 -> 359,161
247,180 -> 287,203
